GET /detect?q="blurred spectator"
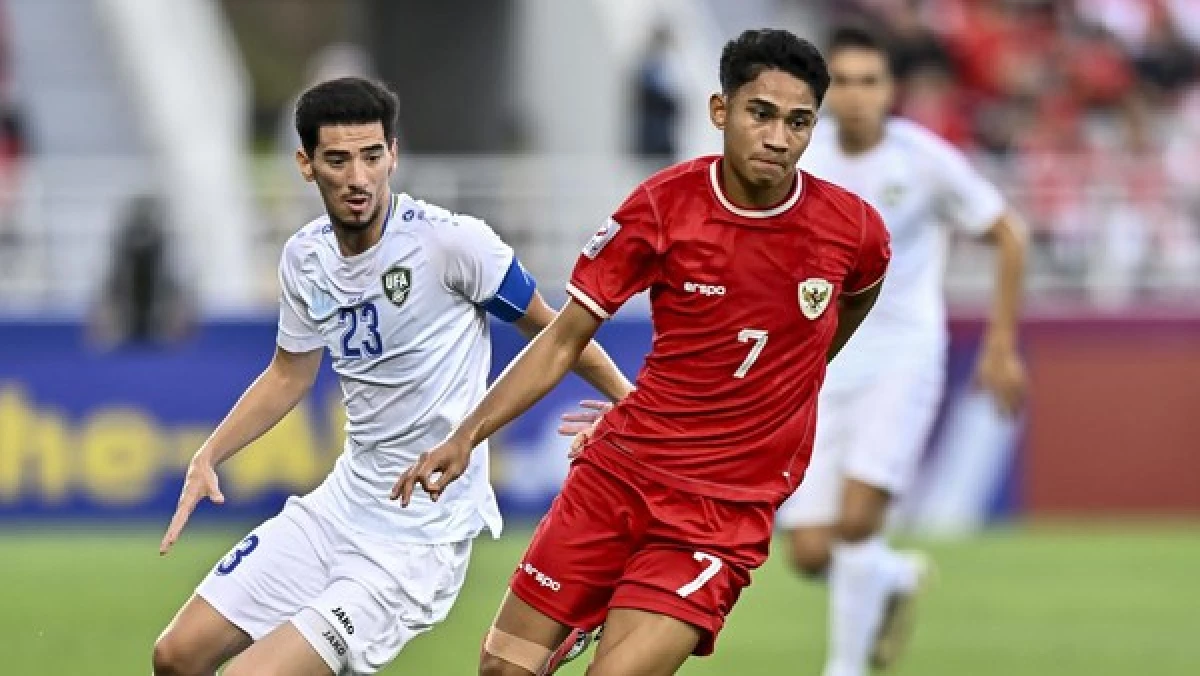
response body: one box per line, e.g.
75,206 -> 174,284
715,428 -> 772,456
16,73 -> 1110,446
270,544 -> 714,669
825,0 -> 1200,299
0,93 -> 25,250
898,63 -> 974,146
880,0 -> 954,80
1132,8 -> 1198,103
631,25 -> 681,163
90,195 -> 193,348
0,0 -> 24,253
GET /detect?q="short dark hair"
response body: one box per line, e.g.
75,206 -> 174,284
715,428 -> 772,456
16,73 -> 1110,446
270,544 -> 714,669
719,29 -> 830,104
827,24 -> 889,62
294,77 -> 399,156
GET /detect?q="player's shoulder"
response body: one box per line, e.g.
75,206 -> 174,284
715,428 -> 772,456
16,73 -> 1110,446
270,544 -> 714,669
281,214 -> 333,266
801,171 -> 874,225
637,155 -> 717,201
399,193 -> 491,235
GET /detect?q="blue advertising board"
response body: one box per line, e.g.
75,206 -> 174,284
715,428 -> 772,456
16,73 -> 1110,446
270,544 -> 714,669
0,318 -> 1016,528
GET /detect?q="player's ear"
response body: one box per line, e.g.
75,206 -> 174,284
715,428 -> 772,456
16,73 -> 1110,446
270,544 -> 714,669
296,149 -> 315,183
709,92 -> 727,130
388,138 -> 399,174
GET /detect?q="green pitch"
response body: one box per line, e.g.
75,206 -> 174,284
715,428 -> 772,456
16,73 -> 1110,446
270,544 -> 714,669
2,525 -> 1197,675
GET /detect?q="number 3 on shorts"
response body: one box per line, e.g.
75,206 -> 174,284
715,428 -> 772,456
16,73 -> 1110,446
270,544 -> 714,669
676,551 -> 723,598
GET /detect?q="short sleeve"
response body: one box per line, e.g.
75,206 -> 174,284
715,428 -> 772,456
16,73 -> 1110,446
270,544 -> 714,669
276,247 -> 324,353
439,212 -> 516,304
926,133 -> 1006,236
844,200 -> 891,296
567,185 -> 661,320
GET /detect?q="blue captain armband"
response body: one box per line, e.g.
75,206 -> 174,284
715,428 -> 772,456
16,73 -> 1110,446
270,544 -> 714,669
483,257 -> 537,322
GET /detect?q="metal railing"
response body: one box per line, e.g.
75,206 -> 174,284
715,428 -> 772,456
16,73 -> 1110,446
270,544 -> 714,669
2,153 -> 1199,316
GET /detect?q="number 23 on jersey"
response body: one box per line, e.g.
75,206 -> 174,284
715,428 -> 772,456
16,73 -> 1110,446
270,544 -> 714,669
339,302 -> 383,358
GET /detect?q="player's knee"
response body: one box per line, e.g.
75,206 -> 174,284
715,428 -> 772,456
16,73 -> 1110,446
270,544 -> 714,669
151,633 -> 205,676
790,542 -> 831,577
836,513 -> 881,543
787,530 -> 832,577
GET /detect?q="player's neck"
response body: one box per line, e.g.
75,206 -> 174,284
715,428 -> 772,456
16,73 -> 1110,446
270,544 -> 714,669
837,125 -> 885,156
333,190 -> 393,257
719,159 -> 796,210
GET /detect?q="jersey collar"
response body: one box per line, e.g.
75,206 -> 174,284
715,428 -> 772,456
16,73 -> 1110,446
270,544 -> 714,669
709,158 -> 803,219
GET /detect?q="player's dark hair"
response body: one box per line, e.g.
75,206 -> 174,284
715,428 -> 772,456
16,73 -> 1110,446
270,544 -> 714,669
719,29 -> 830,103
827,24 -> 891,68
294,77 -> 399,157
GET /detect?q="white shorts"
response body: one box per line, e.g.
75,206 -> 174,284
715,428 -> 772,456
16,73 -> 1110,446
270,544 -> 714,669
196,497 -> 471,675
776,358 -> 944,529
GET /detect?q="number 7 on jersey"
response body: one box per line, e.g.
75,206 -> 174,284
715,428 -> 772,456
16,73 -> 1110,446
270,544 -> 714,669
734,329 -> 768,378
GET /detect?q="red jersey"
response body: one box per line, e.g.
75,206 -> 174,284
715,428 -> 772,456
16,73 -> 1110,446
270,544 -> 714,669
568,156 -> 890,504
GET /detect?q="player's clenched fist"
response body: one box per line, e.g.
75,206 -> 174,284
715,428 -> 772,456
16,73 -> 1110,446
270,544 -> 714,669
159,454 -> 225,555
391,438 -> 472,506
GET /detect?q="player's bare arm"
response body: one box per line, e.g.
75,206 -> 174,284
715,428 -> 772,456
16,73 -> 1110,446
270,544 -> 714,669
391,300 -> 600,506
827,278 -> 884,363
976,210 -> 1027,416
514,291 -> 634,402
159,346 -> 323,554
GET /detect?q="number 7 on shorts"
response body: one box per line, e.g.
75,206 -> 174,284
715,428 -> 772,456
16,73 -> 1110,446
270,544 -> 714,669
676,552 -> 723,598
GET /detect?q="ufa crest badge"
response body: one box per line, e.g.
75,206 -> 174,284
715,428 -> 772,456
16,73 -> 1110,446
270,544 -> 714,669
381,264 -> 412,307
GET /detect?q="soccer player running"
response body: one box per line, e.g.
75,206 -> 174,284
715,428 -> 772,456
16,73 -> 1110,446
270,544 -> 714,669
151,77 -> 632,676
773,26 -> 1028,676
393,30 -> 892,675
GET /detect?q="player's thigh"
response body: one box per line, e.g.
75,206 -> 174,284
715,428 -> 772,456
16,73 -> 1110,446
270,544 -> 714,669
841,365 -> 944,513
509,460 -> 643,631
304,539 -> 473,675
222,620 -> 333,676
615,496 -> 771,657
153,594 -> 252,673
586,607 -> 702,676
482,589 -> 575,675
194,500 -> 334,642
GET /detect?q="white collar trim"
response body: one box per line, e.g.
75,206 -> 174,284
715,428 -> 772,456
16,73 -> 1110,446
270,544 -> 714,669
709,158 -> 803,219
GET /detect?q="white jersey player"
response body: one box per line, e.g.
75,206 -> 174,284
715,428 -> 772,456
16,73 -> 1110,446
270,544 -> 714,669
775,27 -> 1028,676
152,78 -> 632,676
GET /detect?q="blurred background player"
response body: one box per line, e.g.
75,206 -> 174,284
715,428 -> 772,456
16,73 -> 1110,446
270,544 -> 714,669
774,25 -> 1028,676
152,77 -> 631,676
393,28 -> 891,676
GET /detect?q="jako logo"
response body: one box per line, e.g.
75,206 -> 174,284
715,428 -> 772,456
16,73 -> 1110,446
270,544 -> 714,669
331,607 -> 355,635
520,562 -> 562,591
323,630 -> 348,656
684,281 -> 726,296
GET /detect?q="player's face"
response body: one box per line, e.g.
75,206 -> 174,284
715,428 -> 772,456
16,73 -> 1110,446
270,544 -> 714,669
826,48 -> 894,140
710,68 -> 818,190
297,122 -> 397,231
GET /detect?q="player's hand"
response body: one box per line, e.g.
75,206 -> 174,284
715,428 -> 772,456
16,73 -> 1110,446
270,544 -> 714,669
390,437 -> 472,506
559,400 -> 612,460
975,339 -> 1027,417
557,400 -> 612,436
160,455 -> 225,555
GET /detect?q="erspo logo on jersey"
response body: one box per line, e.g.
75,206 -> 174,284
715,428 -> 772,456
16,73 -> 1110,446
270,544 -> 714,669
582,218 -> 622,259
519,561 -> 562,591
684,281 -> 726,297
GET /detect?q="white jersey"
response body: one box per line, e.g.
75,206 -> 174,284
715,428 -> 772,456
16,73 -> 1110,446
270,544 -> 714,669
800,118 -> 1005,381
276,193 -> 513,543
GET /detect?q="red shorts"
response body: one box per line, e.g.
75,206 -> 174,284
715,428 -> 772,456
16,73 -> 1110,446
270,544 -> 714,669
508,452 -> 774,656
